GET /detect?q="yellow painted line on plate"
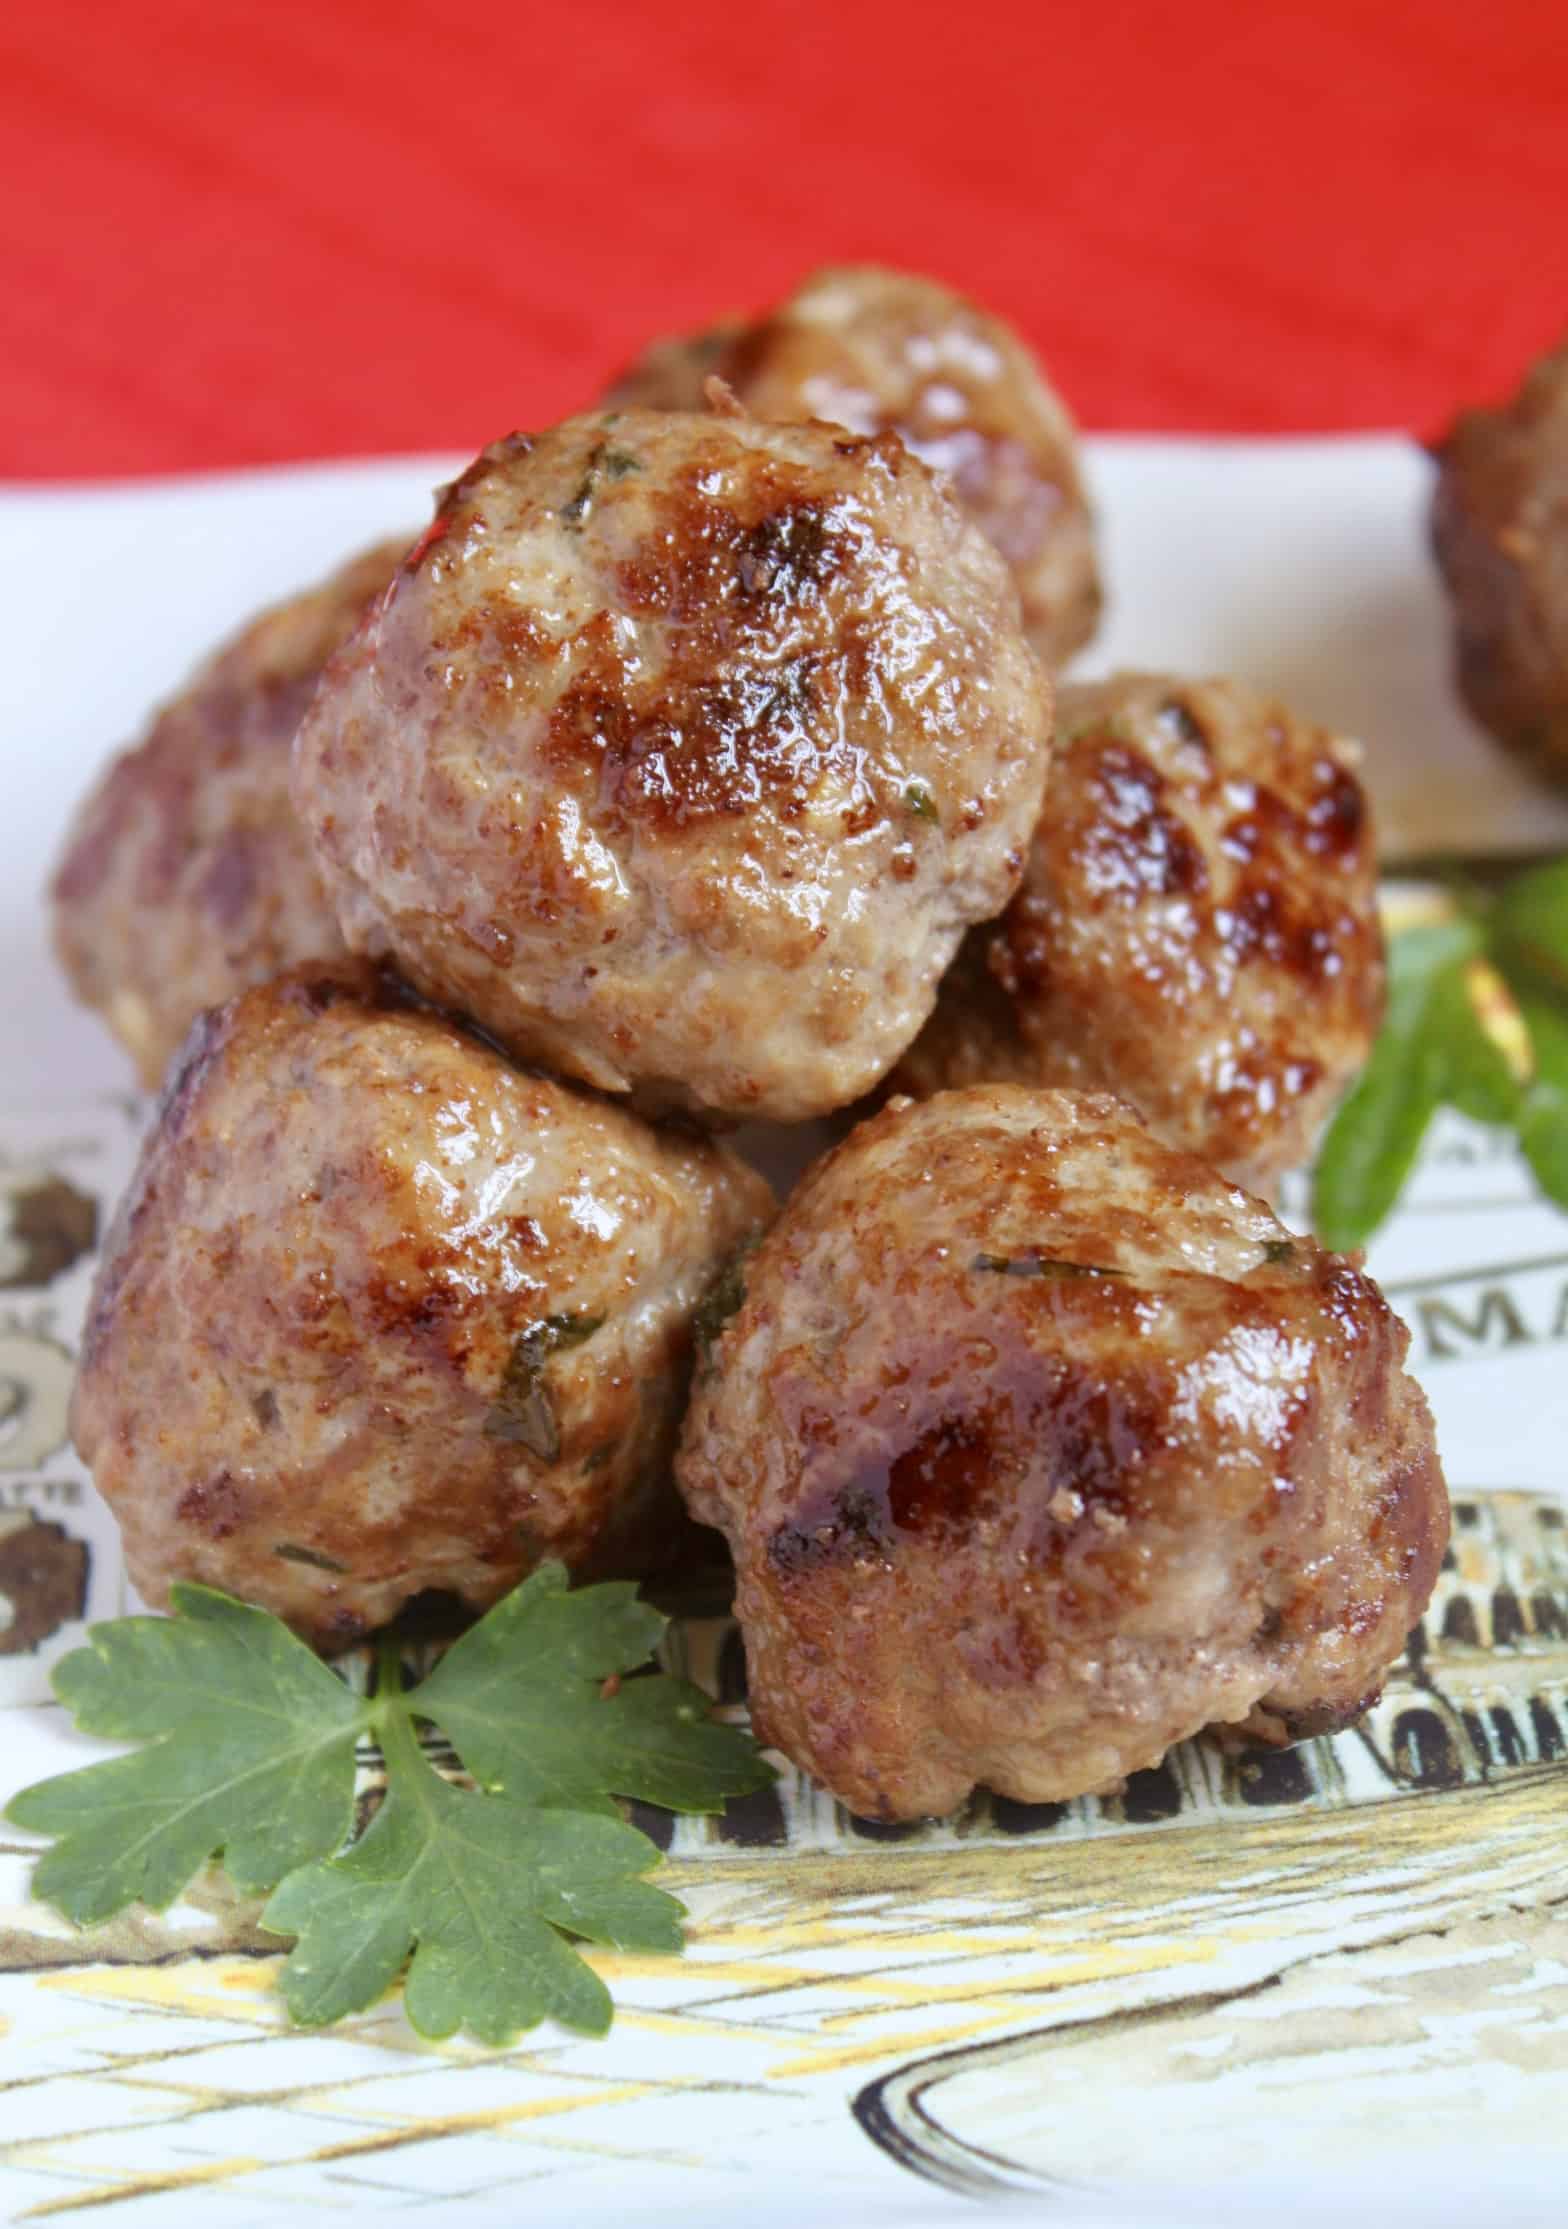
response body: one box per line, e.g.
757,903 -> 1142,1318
581,1951 -> 833,1991
33,1961 -> 286,2026
766,2004 -> 1048,2081
807,1936 -> 1219,2028
21,2084 -> 658,2217
688,1921 -> 1066,1960
22,2154 -> 269,2219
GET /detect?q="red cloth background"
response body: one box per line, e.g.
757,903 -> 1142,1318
5,0 -> 1566,479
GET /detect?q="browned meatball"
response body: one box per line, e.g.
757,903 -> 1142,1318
1431,335 -> 1568,785
294,409 -> 1052,1124
73,965 -> 773,1651
894,675 -> 1384,1192
606,266 -> 1100,669
50,539 -> 406,1088
678,1088 -> 1447,1822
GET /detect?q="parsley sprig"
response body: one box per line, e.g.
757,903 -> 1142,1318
8,1566 -> 771,2046
1313,858 -> 1568,1249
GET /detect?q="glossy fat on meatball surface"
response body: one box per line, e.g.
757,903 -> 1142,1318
1431,335 -> 1568,786
295,409 -> 1052,1123
677,1088 -> 1447,1822
72,966 -> 774,1651
894,675 -> 1384,1191
50,538 -> 406,1087
605,265 -> 1100,669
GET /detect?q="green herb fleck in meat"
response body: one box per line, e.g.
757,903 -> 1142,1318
486,1314 -> 606,1461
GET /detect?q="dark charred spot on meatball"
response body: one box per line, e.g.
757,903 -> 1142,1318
1028,1377 -> 1158,1537
733,502 -> 840,602
1219,884 -> 1345,981
176,1470 -> 248,1539
1302,759 -> 1368,859
362,1269 -> 474,1339
587,669 -> 835,831
618,431 -> 877,636
1220,773 -> 1360,878
769,1482 -> 894,1575
884,1413 -> 998,1535
545,472 -> 877,832
1078,743 -> 1209,902
694,652 -> 822,764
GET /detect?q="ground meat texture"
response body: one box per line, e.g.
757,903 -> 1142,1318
50,539 -> 406,1088
893,675 -> 1384,1192
293,409 -> 1052,1123
604,266 -> 1100,670
677,1088 -> 1447,1821
1431,336 -> 1568,786
71,966 -> 774,1651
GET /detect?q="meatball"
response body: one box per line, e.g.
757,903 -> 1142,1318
893,675 -> 1384,1192
294,408 -> 1052,1123
1431,335 -> 1568,785
50,538 -> 406,1088
605,266 -> 1100,669
678,1088 -> 1447,1822
72,965 -> 773,1650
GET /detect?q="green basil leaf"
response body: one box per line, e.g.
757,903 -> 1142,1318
1490,858 -> 1568,996
1311,918 -> 1480,1249
1312,1021 -> 1440,1252
1517,997 -> 1568,1213
1424,961 -> 1522,1128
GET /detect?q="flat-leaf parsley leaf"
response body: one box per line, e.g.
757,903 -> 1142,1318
8,1566 -> 772,2044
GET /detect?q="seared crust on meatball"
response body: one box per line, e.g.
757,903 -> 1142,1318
72,966 -> 773,1650
1431,336 -> 1568,785
295,409 -> 1052,1123
677,1088 -> 1446,1821
606,266 -> 1100,669
894,675 -> 1384,1191
50,539 -> 406,1087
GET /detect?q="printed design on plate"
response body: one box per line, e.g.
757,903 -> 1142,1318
0,1515 -> 88,1660
0,1171 -> 97,1293
0,1114 -> 142,1699
0,1325 -> 75,1478
0,1165 -> 99,1664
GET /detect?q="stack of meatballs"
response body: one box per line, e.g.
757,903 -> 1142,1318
52,267 -> 1447,1823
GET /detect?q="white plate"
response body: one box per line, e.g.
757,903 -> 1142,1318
1,442 -> 1565,2226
